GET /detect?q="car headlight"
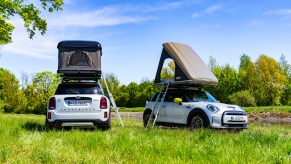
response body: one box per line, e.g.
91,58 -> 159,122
207,104 -> 220,113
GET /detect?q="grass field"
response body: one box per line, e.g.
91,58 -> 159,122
0,113 -> 290,163
118,106 -> 291,113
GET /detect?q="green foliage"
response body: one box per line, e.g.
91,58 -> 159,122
279,54 -> 291,105
161,60 -> 175,80
0,114 -> 291,163
254,55 -> 287,105
205,64 -> 241,103
0,0 -> 63,45
23,71 -> 59,114
229,90 -> 256,107
0,68 -> 20,113
100,73 -> 158,108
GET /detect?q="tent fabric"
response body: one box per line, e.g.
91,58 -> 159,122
57,41 -> 102,74
154,42 -> 218,85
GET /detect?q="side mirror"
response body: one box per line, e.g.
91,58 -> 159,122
174,98 -> 182,104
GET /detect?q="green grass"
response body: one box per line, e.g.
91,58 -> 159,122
117,107 -> 144,112
245,106 -> 291,113
0,113 -> 290,163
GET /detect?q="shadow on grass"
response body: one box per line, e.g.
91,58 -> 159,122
22,121 -> 46,132
21,121 -> 110,132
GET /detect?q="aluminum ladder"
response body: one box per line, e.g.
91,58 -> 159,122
146,82 -> 170,128
102,74 -> 124,127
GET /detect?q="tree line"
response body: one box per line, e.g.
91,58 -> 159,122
0,54 -> 290,114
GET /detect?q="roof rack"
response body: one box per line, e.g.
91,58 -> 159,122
153,79 -> 204,88
60,72 -> 101,83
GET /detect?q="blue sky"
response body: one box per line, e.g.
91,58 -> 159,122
1,0 -> 291,85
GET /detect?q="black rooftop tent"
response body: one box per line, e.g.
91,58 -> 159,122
154,42 -> 218,86
57,40 -> 102,80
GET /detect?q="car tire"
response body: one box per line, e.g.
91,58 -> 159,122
101,121 -> 111,131
45,121 -> 53,131
189,114 -> 208,130
143,112 -> 152,128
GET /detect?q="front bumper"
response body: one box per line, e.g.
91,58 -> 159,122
210,111 -> 248,129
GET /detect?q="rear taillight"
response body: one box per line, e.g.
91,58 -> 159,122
47,112 -> 51,119
100,97 -> 107,109
49,97 -> 56,110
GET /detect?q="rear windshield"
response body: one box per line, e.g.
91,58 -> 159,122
55,84 -> 103,95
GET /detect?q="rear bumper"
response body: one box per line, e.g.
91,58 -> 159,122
46,118 -> 110,128
46,110 -> 110,127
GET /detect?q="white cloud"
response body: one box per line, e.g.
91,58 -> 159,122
48,6 -> 154,28
3,1 -> 197,59
204,4 -> 223,14
192,13 -> 200,18
192,4 -> 223,18
264,9 -> 291,16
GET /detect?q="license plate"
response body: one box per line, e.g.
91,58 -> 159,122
231,116 -> 244,121
67,100 -> 90,106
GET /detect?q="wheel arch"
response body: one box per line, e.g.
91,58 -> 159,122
187,108 -> 210,127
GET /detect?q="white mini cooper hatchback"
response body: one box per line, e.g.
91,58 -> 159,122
46,82 -> 111,130
143,89 -> 248,129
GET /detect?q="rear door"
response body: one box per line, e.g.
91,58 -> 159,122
55,83 -> 102,114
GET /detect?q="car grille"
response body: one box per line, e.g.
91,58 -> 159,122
223,111 -> 247,116
222,111 -> 248,127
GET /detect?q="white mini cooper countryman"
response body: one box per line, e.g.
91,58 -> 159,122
46,82 -> 111,130
143,89 -> 248,129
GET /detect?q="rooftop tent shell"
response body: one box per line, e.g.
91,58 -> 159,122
57,40 -> 102,79
154,42 -> 218,86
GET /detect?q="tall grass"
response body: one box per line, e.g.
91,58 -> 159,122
0,113 -> 290,163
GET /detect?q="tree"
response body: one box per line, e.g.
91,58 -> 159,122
0,68 -> 20,113
161,60 -> 175,80
0,0 -> 63,45
254,55 -> 287,105
279,54 -> 291,105
205,64 -> 240,103
238,54 -> 257,93
100,73 -> 120,97
24,71 -> 59,114
208,56 -> 218,71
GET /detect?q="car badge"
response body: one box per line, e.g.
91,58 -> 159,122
76,96 -> 81,100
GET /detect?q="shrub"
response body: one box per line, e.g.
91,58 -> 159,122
229,90 -> 256,107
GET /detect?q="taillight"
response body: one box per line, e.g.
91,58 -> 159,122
48,112 -> 51,119
100,97 -> 107,109
49,97 -> 56,110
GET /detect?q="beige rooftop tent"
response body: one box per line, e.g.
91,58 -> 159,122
154,42 -> 218,85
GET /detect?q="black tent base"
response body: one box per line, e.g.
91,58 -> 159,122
59,71 -> 101,82
153,79 -> 214,89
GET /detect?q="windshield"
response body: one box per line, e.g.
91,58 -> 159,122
55,84 -> 103,95
185,90 -> 217,103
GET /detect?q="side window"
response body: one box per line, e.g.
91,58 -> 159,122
164,92 -> 174,102
164,91 -> 185,102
